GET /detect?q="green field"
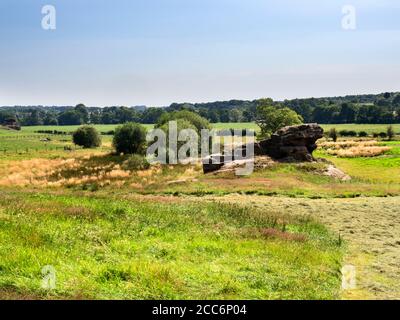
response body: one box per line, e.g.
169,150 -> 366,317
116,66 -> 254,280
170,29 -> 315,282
2,122 -> 398,135
321,124 -> 400,135
0,191 -> 342,299
0,123 -> 400,300
1,123 -> 399,137
15,124 -> 155,134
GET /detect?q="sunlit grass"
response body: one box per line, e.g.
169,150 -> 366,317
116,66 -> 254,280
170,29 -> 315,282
0,191 -> 343,300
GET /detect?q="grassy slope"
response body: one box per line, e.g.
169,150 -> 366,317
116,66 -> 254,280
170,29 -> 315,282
0,191 -> 342,300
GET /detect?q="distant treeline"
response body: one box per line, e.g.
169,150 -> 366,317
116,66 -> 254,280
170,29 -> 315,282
1,92 -> 400,126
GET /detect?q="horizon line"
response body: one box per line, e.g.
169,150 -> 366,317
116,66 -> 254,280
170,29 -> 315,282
1,90 -> 398,109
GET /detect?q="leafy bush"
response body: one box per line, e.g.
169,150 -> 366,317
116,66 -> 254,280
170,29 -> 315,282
358,131 -> 368,137
113,123 -> 147,154
329,128 -> 338,142
72,126 -> 101,148
36,130 -> 69,135
339,130 -> 357,137
156,110 -> 211,134
387,125 -> 395,141
121,155 -> 150,171
379,132 -> 388,139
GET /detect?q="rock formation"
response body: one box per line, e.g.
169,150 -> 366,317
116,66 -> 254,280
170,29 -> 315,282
203,124 -> 324,173
256,123 -> 324,162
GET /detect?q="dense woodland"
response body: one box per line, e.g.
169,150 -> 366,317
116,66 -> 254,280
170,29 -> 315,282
1,92 -> 400,126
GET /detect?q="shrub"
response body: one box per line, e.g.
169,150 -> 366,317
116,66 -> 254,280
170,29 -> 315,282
339,130 -> 357,137
122,155 -> 150,171
358,131 -> 368,137
329,128 -> 338,142
387,125 -> 395,141
156,110 -> 211,134
113,123 -> 147,154
379,132 -> 388,139
72,126 -> 101,148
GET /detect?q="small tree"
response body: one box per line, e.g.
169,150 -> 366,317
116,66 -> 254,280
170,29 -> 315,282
256,99 -> 303,138
387,125 -> 395,141
358,131 -> 368,138
72,126 -> 101,148
329,128 -> 338,142
113,123 -> 147,154
379,132 -> 388,139
156,110 -> 211,134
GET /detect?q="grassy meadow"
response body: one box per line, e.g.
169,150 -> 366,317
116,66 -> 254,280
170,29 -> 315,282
0,191 -> 342,299
0,123 -> 399,300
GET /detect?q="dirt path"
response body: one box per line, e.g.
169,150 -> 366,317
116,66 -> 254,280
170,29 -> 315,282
202,195 -> 400,300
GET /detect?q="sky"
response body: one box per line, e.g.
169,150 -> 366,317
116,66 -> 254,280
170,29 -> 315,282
0,0 -> 399,106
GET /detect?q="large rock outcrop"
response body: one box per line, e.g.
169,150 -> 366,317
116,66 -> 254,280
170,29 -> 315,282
203,124 -> 324,174
255,123 -> 324,162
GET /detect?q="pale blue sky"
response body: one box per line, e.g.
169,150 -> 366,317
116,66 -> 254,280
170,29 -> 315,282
0,0 -> 399,106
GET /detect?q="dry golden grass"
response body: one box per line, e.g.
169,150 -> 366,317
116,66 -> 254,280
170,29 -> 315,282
0,155 -> 139,187
327,146 -> 391,158
0,153 -> 196,190
0,158 -> 80,187
319,140 -> 379,150
319,140 -> 391,158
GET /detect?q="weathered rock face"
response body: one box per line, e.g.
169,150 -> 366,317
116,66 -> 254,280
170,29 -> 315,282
256,123 -> 324,162
203,124 -> 324,173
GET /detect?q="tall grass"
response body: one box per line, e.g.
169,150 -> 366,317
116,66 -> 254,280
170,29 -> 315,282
0,191 -> 343,300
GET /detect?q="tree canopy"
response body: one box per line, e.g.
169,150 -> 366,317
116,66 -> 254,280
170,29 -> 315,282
156,110 -> 211,134
113,123 -> 147,155
2,92 -> 400,127
72,126 -> 101,148
256,99 -> 303,138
